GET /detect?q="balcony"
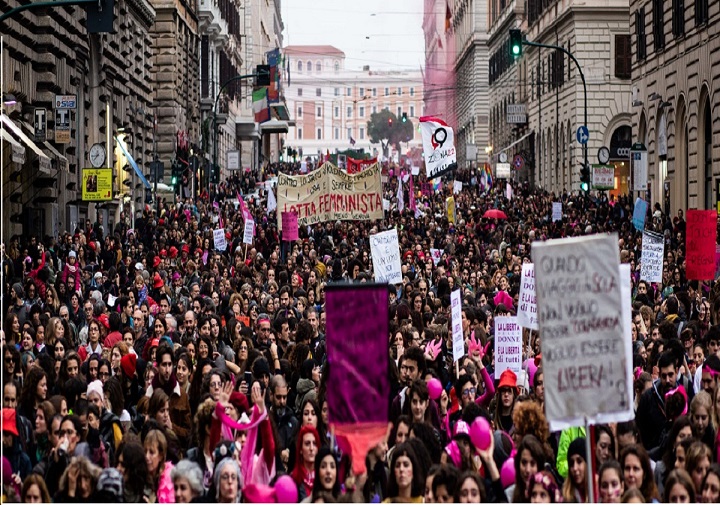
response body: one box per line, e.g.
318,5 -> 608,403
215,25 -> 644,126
198,0 -> 228,39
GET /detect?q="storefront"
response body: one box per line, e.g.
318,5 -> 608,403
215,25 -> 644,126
608,125 -> 632,199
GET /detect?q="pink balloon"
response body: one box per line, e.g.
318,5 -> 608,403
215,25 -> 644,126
274,474 -> 298,503
389,169 -> 395,177
469,417 -> 492,451
501,457 -> 516,489
427,378 -> 442,400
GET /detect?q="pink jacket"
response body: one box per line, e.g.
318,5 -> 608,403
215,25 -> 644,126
157,461 -> 175,503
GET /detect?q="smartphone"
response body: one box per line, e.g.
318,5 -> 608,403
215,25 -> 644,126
244,371 -> 252,385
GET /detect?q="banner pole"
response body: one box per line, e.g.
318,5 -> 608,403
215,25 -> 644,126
585,416 -> 594,503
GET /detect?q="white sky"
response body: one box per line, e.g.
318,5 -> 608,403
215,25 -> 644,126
281,0 -> 425,71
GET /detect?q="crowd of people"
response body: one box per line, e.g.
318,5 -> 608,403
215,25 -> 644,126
1,158 -> 719,503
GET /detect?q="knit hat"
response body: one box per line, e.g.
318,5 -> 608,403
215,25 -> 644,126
87,380 -> 104,401
11,283 -> 23,298
567,437 -> 587,463
97,467 -> 124,499
120,353 -> 137,378
135,262 -> 144,272
229,391 -> 249,414
68,250 -> 77,258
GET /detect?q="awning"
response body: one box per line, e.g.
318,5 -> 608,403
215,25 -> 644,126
1,113 -> 51,173
497,130 -> 534,154
270,102 -> 290,121
236,117 -> 260,139
114,136 -> 151,189
0,129 -> 26,165
259,119 -> 289,134
18,120 -> 69,172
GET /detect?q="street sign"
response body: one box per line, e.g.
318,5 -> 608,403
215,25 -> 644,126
55,109 -> 71,144
631,143 -> 648,191
513,154 -> 525,170
576,126 -> 589,145
34,108 -> 47,142
54,95 -> 77,109
506,104 -> 527,124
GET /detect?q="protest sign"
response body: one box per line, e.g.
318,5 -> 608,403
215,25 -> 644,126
382,198 -> 390,211
592,165 -> 614,190
243,219 -> 254,245
632,198 -> 647,231
420,116 -> 457,179
411,166 -> 420,176
430,248 -> 444,266
446,196 -> 456,224
370,229 -> 402,284
640,231 -> 664,283
494,316 -> 522,375
453,180 -> 463,194
213,228 -> 227,252
451,289 -> 464,362
517,263 -> 538,330
281,212 -> 299,241
346,156 -> 377,174
325,283 -> 389,475
686,210 -> 717,280
277,163 -> 383,229
552,202 -> 562,222
532,233 -> 631,430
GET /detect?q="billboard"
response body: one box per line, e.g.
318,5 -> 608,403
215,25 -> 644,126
82,168 -> 113,201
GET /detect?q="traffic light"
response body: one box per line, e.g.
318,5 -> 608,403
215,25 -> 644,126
150,160 -> 164,184
580,163 -> 591,193
86,0 -> 115,33
401,112 -> 408,123
388,118 -> 393,127
211,164 -> 220,184
256,65 -> 271,86
510,29 -> 523,59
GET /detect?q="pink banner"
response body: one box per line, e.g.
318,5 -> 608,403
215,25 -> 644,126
409,175 -> 416,211
281,211 -> 299,242
686,210 -> 717,280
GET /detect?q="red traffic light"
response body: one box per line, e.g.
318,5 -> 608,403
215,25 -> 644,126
388,118 -> 393,126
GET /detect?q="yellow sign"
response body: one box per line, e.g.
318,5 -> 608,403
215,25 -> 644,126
446,196 -> 456,224
82,168 -> 113,201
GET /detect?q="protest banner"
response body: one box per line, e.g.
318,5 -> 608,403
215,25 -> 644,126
346,156 -> 377,174
686,210 -> 717,280
213,228 -> 227,252
430,248 -> 444,266
325,283 -> 389,475
517,264 -> 538,330
243,219 -> 254,245
494,316 -> 522,375
532,233 -> 632,430
277,163 -> 383,229
592,165 -> 614,190
632,198 -> 647,231
446,196 -> 456,224
552,202 -> 562,222
281,212 -> 299,242
453,180 -> 463,194
370,229 -> 402,284
640,231 -> 664,283
420,116 -> 457,179
451,289 -> 464,363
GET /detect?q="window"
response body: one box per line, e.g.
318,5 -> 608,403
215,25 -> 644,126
334,61 -> 340,73
298,88 -> 303,97
315,61 -> 322,72
397,106 -> 402,117
316,88 -> 321,97
334,88 -> 340,97
696,0 -> 709,25
384,87 -> 389,96
372,88 -> 377,97
397,87 -> 402,96
347,128 -> 352,139
410,87 -> 415,96
372,105 -> 377,114
653,0 -> 664,51
347,106 -> 352,118
614,34 -> 631,79
334,106 -> 339,117
297,60 -> 302,73
317,128 -> 322,139
298,106 -> 303,116
360,87 -> 365,97
347,87 -> 352,96
306,61 -> 312,72
673,0 -> 684,36
384,103 -> 389,111
317,106 -> 322,117
635,9 -> 646,61
410,104 -> 415,117
335,127 -> 339,139
359,106 -> 365,117
550,48 -> 564,88
360,127 -> 365,140
298,128 -> 302,139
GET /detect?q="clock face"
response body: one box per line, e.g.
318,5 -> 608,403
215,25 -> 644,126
499,152 -> 508,163
90,144 -> 105,168
598,147 -> 610,165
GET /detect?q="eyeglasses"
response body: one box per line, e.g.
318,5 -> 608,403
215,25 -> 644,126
462,387 -> 476,397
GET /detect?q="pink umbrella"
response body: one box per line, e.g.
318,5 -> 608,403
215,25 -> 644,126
483,209 -> 508,219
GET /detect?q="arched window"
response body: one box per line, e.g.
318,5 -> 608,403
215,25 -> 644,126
334,60 -> 340,73
703,100 -> 713,210
316,61 -> 322,72
306,61 -> 312,72
297,60 -> 303,73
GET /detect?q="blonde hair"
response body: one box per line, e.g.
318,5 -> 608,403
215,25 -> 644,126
144,429 -> 168,477
691,390 -> 714,430
58,456 -> 100,495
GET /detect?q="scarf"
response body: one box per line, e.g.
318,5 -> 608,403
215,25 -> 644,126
151,372 -> 178,398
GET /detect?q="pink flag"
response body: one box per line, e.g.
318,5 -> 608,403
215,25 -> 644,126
409,176 -> 416,211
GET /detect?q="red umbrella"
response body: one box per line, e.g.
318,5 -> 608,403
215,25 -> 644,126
483,209 -> 508,219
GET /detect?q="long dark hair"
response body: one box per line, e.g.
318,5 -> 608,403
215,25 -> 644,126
311,447 -> 340,501
116,439 -> 149,497
513,435 -> 548,503
386,442 -> 424,499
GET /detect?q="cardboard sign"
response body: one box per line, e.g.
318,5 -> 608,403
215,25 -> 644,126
281,212 -> 299,241
517,263 -> 538,330
552,202 -> 562,222
494,316 -> 522,375
686,210 -> 717,280
370,229 -> 402,284
243,219 -> 255,245
640,231 -> 664,283
532,233 -> 630,430
632,198 -> 647,231
430,248 -> 444,266
451,289 -> 464,362
213,228 -> 227,252
277,162 -> 383,229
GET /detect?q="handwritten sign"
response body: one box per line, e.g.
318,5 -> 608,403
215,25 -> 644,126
213,228 -> 227,252
640,231 -> 664,283
370,229 -> 402,284
430,248 -> 444,266
277,162 -> 383,229
632,198 -> 647,231
532,233 -> 629,430
552,202 -> 562,222
453,180 -> 463,194
494,316 -> 522,375
592,165 -> 614,190
411,166 -> 420,176
517,264 -> 538,330
451,289 -> 464,362
686,210 -> 717,280
420,117 -> 457,180
243,219 -> 255,245
281,212 -> 299,241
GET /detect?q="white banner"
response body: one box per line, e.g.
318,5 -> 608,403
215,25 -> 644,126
451,289 -> 464,362
213,228 -> 227,252
552,202 -> 562,222
517,263 -> 538,330
532,233 -> 632,430
494,316 -> 522,376
640,231 -> 664,283
420,117 -> 457,179
243,219 -> 255,245
370,229 -> 402,284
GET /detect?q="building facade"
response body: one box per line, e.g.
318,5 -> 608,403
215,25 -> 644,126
630,0 -> 719,212
423,0 -> 456,129
283,45 -> 424,160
